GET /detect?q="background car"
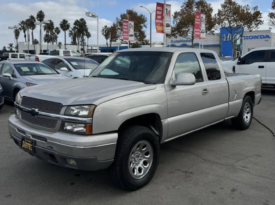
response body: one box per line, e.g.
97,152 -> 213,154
0,84 -> 4,111
0,61 -> 69,102
85,53 -> 112,64
42,56 -> 99,78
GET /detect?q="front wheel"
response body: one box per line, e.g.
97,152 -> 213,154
231,96 -> 253,130
109,126 -> 160,191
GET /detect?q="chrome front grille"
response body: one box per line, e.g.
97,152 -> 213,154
21,97 -> 63,129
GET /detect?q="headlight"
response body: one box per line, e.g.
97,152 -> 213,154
15,92 -> 22,105
64,105 -> 96,118
63,105 -> 96,135
26,82 -> 36,86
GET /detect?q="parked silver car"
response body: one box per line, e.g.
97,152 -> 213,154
0,61 -> 69,102
42,57 -> 99,78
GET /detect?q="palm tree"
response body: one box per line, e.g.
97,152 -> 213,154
44,20 -> 55,46
19,20 -> 27,42
54,27 -> 60,44
60,19 -> 70,49
33,39 -> 39,53
86,30 -> 91,52
28,15 -> 36,45
36,10 -> 45,52
69,28 -> 77,45
44,33 -> 51,49
7,43 -> 13,51
58,42 -> 62,49
14,29 -> 20,53
73,18 -> 89,51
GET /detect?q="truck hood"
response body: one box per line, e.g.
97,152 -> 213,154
22,75 -> 69,84
21,77 -> 157,105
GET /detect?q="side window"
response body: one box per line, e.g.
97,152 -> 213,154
43,59 -> 56,69
63,51 -> 71,56
2,64 -> 15,77
200,53 -> 221,81
173,52 -> 203,83
55,59 -> 69,70
11,54 -> 18,58
269,50 -> 275,62
19,54 -> 25,59
242,50 -> 266,64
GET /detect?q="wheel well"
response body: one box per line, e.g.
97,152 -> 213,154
118,114 -> 163,142
245,91 -> 255,105
13,88 -> 20,101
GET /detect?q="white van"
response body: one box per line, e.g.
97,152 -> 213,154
222,47 -> 275,86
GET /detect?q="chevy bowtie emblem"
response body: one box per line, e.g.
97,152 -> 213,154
30,108 -> 39,117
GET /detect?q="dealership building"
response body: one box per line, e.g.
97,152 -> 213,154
167,29 -> 275,57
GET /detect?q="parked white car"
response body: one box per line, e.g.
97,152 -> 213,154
0,53 -> 27,61
221,47 -> 275,86
35,50 -> 81,62
42,56 -> 99,78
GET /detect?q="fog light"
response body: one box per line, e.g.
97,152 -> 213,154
67,159 -> 77,166
64,123 -> 86,133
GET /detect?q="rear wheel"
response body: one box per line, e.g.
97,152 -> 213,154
110,126 -> 160,191
231,96 -> 253,130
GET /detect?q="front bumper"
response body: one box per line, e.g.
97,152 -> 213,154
9,115 -> 118,171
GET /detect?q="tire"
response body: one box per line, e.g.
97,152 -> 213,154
231,96 -> 253,130
13,89 -> 20,102
110,126 -> 160,191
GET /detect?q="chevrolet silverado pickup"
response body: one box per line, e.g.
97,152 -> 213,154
9,48 -> 261,191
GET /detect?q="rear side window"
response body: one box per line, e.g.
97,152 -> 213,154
200,53 -> 221,81
49,50 -> 59,55
11,54 -> 18,58
242,50 -> 266,64
174,52 -> 203,82
19,54 -> 25,58
63,51 -> 71,56
269,50 -> 275,62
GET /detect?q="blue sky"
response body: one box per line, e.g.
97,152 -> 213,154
0,0 -> 273,48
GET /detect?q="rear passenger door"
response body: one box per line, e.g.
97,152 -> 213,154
200,53 -> 229,124
236,50 -> 267,83
266,50 -> 275,85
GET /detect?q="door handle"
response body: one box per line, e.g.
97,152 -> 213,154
202,88 -> 208,95
258,66 -> 264,69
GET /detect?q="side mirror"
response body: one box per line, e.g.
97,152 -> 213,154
60,67 -> 69,71
171,73 -> 196,86
3,73 -> 12,80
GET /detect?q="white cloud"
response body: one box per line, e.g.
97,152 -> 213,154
0,1 -> 113,49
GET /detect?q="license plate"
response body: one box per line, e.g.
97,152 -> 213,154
21,138 -> 34,153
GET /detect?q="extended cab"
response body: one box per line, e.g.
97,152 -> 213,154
9,48 -> 261,190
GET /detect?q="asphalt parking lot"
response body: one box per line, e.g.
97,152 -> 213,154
0,90 -> 275,205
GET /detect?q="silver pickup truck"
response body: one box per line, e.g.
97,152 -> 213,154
9,48 -> 261,190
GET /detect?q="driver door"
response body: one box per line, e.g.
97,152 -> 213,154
166,52 -> 210,139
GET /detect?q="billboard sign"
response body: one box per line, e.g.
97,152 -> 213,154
155,2 -> 171,34
122,20 -> 129,41
128,20 -> 135,42
194,12 -> 201,39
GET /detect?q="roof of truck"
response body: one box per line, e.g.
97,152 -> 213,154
117,47 -> 214,53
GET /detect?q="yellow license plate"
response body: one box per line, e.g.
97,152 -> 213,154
21,139 -> 34,152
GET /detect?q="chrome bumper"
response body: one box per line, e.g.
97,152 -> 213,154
9,115 -> 118,171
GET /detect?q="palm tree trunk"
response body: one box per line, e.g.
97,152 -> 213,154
24,32 -> 26,42
64,31 -> 66,49
32,30 -> 34,44
16,39 -> 18,53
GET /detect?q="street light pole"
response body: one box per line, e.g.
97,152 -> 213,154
86,12 -> 99,53
35,20 -> 50,54
140,6 -> 155,47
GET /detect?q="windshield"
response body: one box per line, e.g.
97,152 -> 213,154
14,63 -> 58,76
91,52 -> 172,84
66,58 -> 99,70
71,51 -> 81,57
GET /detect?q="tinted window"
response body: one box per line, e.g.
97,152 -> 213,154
174,53 -> 203,82
55,59 -> 69,70
19,54 -> 25,58
242,51 -> 266,64
11,54 -> 18,58
43,59 -> 56,69
50,50 -> 59,55
201,53 -> 221,81
92,52 -> 172,84
14,63 -> 58,76
63,51 -> 71,56
66,58 -> 99,70
269,50 -> 275,62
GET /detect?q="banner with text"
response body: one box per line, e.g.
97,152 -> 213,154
122,19 -> 129,41
194,12 -> 201,39
128,20 -> 135,42
200,13 -> 206,39
155,2 -> 171,34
